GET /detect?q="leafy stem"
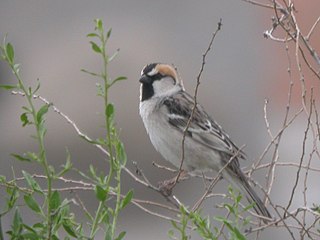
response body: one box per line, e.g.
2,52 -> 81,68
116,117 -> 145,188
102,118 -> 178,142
84,19 -> 128,240
1,40 -> 53,238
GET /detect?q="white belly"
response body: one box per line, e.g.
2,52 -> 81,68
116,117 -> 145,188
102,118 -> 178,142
139,101 -> 223,173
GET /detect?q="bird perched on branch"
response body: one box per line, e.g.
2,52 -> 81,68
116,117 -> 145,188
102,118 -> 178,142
138,63 -> 271,220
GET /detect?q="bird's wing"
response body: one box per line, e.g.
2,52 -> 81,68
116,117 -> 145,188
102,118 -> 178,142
161,91 -> 246,162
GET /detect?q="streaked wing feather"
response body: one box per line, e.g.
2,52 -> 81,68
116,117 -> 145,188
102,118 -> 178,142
162,91 -> 246,161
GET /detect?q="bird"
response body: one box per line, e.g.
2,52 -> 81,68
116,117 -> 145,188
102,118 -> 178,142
138,63 -> 272,220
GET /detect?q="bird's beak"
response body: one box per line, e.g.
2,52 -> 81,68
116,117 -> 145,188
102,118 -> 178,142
139,75 -> 153,84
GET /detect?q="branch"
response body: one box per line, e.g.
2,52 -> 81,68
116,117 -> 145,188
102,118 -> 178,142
175,19 -> 223,186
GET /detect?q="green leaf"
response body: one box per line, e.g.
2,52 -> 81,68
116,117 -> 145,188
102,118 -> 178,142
22,106 -> 32,113
225,222 -> 246,240
243,217 -> 250,226
13,63 -> 20,73
89,164 -> 97,178
0,84 -> 17,90
33,79 -> 41,94
6,42 -> 14,63
12,208 -> 23,235
120,190 -> 133,210
24,194 -> 41,213
50,191 -> 61,210
36,104 -> 50,124
171,220 -> 179,230
63,221 -> 78,238
27,86 -> 32,96
105,226 -> 112,240
215,216 -> 247,240
51,235 -> 59,240
90,41 -> 101,53
168,229 -> 175,238
117,141 -> 127,166
214,216 -> 231,223
60,198 -> 71,213
113,76 -> 127,82
57,148 -> 72,177
101,209 -> 110,224
81,68 -> 101,77
223,203 -> 235,214
236,194 -> 242,203
26,152 -> 39,162
106,28 -> 112,39
22,170 -> 43,193
95,185 -> 107,202
20,112 -> 30,127
95,19 -> 103,31
11,153 -> 31,162
115,231 -> 126,240
105,103 -> 114,118
22,223 -> 37,234
243,203 -> 254,212
87,33 -> 99,38
33,222 -> 44,229
110,76 -> 127,88
0,175 -> 5,182
7,186 -> 19,209
20,232 -> 39,240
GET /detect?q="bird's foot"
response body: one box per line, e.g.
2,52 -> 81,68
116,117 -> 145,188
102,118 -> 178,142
158,179 -> 175,196
158,170 -> 189,196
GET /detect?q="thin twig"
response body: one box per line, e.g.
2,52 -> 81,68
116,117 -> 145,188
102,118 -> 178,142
11,90 -> 110,157
174,19 -> 223,187
306,16 -> 320,40
240,0 -> 276,9
152,162 -> 177,173
252,161 -> 320,173
250,107 -> 303,176
285,89 -> 313,216
263,98 -> 273,139
265,36 -> 295,204
302,90 -> 315,230
192,146 -> 245,212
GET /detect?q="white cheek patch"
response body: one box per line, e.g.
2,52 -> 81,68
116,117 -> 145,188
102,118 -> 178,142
146,68 -> 158,76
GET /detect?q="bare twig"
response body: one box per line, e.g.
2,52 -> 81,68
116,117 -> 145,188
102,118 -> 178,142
192,146 -> 245,212
252,161 -> 320,173
152,162 -> 177,173
285,89 -> 313,216
265,37 -> 295,204
250,107 -> 303,176
306,16 -> 320,40
240,0 -> 275,9
263,98 -> 273,139
11,90 -> 111,157
174,19 -> 222,186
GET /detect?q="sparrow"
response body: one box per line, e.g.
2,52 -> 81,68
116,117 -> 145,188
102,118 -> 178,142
139,63 -> 271,220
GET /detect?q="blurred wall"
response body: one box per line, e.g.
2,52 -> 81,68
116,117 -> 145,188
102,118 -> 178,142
1,1 -> 319,239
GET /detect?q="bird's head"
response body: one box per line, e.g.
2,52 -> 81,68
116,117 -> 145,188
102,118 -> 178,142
139,63 -> 183,102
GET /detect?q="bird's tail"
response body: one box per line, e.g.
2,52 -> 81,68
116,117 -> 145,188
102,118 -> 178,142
225,169 -> 272,222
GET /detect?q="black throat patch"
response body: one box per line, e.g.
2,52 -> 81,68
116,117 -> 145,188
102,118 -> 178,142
141,83 -> 154,101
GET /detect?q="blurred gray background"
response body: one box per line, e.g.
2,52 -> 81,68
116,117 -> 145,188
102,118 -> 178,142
1,1 -> 319,239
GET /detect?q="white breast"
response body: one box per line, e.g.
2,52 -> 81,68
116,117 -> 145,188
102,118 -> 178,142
139,98 -> 223,173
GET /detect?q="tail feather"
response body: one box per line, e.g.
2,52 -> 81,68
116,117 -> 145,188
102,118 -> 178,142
225,168 -> 272,222
241,177 -> 272,219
